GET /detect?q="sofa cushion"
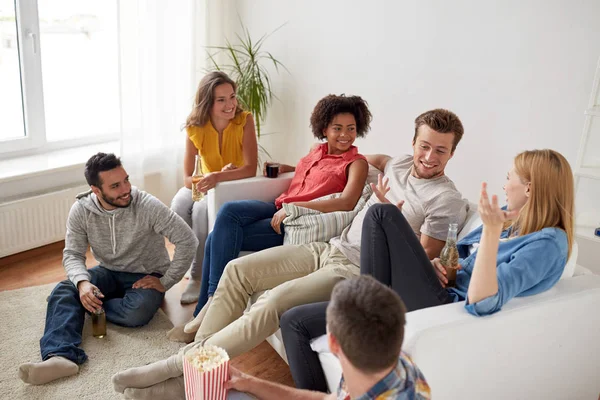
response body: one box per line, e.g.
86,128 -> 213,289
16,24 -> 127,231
560,240 -> 578,279
281,183 -> 372,245
457,202 -> 481,241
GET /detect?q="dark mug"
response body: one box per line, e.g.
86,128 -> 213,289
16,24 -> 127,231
266,163 -> 280,178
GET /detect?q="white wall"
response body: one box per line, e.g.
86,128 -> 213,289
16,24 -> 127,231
219,0 -> 600,204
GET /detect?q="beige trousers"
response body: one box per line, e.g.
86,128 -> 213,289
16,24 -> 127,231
183,242 -> 359,359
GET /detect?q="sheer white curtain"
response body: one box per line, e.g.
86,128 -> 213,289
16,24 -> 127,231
118,0 -> 197,205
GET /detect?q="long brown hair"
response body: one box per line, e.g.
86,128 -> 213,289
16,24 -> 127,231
184,71 -> 243,128
509,149 -> 574,257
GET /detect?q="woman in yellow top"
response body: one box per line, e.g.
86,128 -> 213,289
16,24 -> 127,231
170,71 -> 258,305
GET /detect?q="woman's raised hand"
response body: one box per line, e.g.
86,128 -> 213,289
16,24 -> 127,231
478,182 -> 519,230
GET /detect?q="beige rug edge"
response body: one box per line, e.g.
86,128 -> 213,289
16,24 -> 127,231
0,282 -> 183,400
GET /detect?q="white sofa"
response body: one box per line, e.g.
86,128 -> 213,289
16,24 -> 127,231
207,174 -> 600,399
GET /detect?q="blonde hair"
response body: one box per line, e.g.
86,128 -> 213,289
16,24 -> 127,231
508,149 -> 574,257
184,71 -> 243,128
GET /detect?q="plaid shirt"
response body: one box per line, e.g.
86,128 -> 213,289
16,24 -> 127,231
337,353 -> 431,400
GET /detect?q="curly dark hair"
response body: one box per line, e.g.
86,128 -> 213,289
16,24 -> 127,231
310,94 -> 372,140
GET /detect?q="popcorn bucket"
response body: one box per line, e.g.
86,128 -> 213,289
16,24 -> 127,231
183,345 -> 230,400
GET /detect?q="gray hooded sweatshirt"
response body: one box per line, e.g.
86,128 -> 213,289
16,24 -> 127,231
63,187 -> 198,290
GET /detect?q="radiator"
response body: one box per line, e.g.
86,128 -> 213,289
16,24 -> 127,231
0,185 -> 88,258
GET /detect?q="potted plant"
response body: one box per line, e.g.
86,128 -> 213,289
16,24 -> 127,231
206,23 -> 287,158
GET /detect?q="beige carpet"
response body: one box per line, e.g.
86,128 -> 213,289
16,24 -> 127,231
0,283 -> 183,400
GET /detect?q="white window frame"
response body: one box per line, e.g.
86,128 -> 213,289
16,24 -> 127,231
0,0 -> 120,159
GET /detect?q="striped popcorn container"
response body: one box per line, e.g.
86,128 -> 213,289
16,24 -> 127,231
183,345 -> 230,400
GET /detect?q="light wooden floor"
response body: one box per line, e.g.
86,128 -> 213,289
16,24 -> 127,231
0,241 -> 294,386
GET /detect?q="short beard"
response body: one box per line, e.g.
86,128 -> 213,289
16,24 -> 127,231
100,190 -> 131,208
412,161 -> 444,179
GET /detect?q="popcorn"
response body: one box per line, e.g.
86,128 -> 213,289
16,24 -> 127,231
186,345 -> 229,373
183,345 -> 230,400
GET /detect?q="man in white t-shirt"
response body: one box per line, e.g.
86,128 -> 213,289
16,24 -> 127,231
111,109 -> 469,399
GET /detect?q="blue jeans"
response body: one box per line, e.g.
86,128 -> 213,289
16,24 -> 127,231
40,266 -> 165,364
194,200 -> 284,316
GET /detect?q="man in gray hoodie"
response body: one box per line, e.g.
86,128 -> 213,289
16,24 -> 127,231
18,152 -> 198,385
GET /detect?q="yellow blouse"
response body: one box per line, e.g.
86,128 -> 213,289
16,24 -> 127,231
186,111 -> 251,174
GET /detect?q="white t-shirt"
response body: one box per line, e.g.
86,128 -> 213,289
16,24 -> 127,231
330,155 -> 469,266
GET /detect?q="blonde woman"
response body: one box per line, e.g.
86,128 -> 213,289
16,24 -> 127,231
280,149 -> 574,391
170,71 -> 258,306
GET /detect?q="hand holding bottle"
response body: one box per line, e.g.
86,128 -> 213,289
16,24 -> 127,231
196,172 -> 220,193
439,223 -> 460,288
192,155 -> 204,201
432,258 -> 461,288
77,281 -> 103,313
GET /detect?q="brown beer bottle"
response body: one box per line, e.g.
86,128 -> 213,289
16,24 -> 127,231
439,223 -> 459,288
192,155 -> 204,201
92,308 -> 106,338
91,289 -> 106,338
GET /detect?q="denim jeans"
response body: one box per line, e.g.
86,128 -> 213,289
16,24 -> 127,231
194,200 -> 284,316
281,203 -> 452,391
360,203 -> 452,311
280,301 -> 329,392
40,266 -> 165,364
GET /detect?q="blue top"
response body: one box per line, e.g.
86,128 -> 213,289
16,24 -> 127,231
447,225 -> 568,316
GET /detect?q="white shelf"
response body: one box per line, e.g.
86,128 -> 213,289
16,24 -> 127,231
584,106 -> 600,117
575,226 -> 600,243
575,166 -> 600,180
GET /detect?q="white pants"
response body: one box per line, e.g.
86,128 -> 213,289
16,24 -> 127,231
170,187 -> 208,280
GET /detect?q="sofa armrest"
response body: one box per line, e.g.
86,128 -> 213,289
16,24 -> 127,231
313,275 -> 600,398
206,172 -> 294,231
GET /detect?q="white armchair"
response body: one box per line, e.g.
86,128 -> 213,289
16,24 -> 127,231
206,175 -> 600,399
206,173 -> 295,360
207,172 -> 295,232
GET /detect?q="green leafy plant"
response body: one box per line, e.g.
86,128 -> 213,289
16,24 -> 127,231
206,22 -> 287,139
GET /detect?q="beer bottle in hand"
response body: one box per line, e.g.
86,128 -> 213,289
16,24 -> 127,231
192,155 -> 204,201
92,289 -> 106,338
439,223 -> 459,288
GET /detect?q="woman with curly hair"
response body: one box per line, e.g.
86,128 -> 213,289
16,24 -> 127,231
166,94 -> 372,342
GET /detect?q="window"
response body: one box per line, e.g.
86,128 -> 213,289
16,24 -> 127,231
0,0 -> 120,156
0,0 -> 25,142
